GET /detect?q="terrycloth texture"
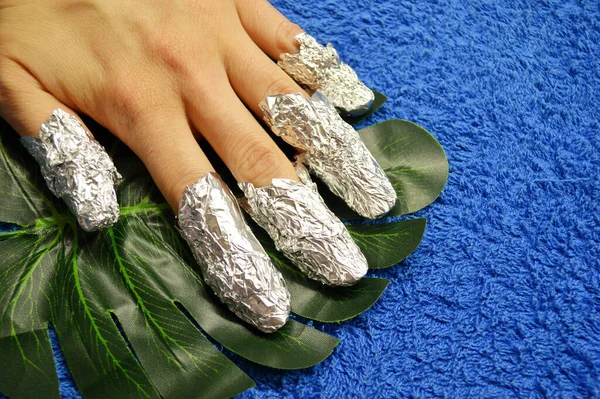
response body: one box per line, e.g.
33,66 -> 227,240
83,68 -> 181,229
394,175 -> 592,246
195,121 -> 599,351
2,0 -> 600,397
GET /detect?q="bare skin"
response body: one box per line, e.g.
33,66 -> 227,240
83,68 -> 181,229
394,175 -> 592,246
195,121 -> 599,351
0,0 -> 305,210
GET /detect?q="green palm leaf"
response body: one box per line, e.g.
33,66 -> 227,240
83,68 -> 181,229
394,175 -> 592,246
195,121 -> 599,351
348,218 -> 427,270
0,109 -> 448,398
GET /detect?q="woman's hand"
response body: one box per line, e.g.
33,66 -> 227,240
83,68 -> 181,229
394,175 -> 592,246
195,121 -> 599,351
0,0 -> 390,332
0,0 -> 305,209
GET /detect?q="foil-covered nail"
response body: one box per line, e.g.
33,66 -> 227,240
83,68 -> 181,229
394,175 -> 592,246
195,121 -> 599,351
260,91 -> 396,219
21,108 -> 121,232
279,32 -> 375,116
177,172 -> 290,333
239,165 -> 368,287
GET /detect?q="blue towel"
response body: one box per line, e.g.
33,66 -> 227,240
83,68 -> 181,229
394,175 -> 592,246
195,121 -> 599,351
2,0 -> 599,397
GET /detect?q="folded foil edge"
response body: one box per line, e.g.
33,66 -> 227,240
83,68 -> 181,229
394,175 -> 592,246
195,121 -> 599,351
279,32 -> 375,116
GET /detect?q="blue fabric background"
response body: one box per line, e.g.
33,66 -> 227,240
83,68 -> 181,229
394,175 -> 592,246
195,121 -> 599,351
2,0 -> 600,397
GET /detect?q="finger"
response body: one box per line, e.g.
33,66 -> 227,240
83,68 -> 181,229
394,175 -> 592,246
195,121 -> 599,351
261,92 -> 397,219
224,35 -> 308,117
0,60 -> 120,231
114,109 -> 215,211
0,59 -> 80,137
234,1 -> 375,116
234,0 -> 303,60
183,72 -> 299,188
125,112 -> 293,332
177,170 -> 290,332
239,164 -> 369,287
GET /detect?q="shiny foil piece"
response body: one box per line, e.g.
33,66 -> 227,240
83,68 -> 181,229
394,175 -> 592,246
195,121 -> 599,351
260,91 -> 396,219
21,108 -> 121,232
239,165 -> 368,286
279,32 -> 375,116
177,172 -> 290,333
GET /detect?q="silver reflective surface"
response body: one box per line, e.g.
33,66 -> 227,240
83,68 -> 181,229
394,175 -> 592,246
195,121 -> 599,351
260,92 -> 396,219
279,33 -> 375,116
239,165 -> 368,286
177,172 -> 290,333
22,108 -> 121,232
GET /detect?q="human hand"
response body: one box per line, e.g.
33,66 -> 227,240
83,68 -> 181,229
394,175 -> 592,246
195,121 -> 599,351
0,0 -> 394,332
0,0 -> 306,205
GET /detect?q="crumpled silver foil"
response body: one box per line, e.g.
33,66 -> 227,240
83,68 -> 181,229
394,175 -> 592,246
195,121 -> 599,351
279,32 -> 375,116
239,165 -> 368,286
260,91 -> 397,219
177,172 -> 290,333
21,108 -> 121,232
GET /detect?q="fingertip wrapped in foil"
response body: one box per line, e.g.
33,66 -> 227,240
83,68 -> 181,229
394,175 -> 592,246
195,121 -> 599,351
239,165 -> 368,287
260,91 -> 396,219
21,108 -> 121,232
279,32 -> 375,116
177,172 -> 290,333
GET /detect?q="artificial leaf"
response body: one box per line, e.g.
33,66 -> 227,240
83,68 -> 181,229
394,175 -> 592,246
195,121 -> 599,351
0,329 -> 59,399
254,226 -> 389,322
343,90 -> 388,126
0,109 -> 442,397
348,218 -> 427,269
0,227 -> 161,399
181,300 -> 339,370
323,119 -> 449,219
0,132 -> 59,226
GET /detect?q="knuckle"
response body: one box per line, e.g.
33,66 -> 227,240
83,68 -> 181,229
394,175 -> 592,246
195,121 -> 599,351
152,30 -> 194,78
236,136 -> 282,183
106,74 -> 178,136
107,77 -> 148,126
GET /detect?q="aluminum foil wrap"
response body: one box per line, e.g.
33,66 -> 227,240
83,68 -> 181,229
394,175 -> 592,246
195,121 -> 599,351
260,91 -> 396,219
279,32 -> 375,116
21,108 -> 121,232
239,165 -> 368,286
177,172 -> 290,333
